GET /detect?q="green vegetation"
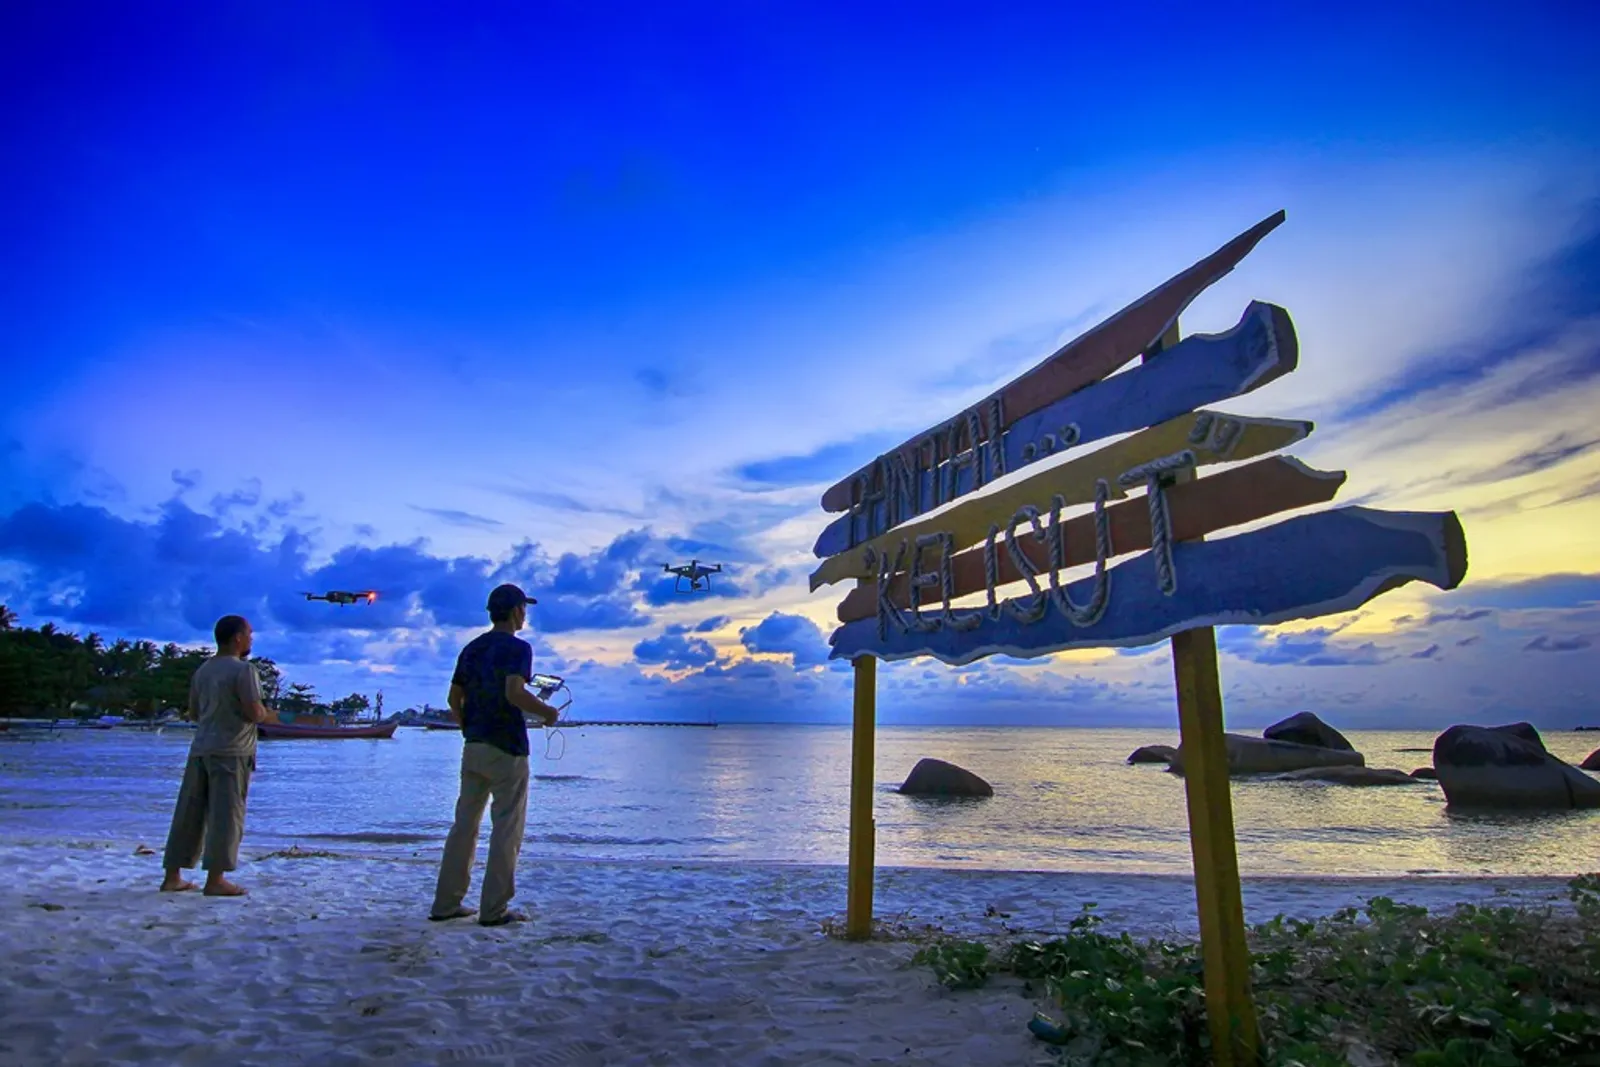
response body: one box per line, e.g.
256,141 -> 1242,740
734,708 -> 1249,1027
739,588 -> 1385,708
895,875 -> 1600,1066
0,605 -> 363,719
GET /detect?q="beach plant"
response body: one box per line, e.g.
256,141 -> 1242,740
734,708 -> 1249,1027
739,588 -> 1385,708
902,875 -> 1600,1066
910,938 -> 992,990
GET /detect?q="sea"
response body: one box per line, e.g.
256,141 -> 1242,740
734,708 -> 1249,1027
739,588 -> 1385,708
1,724 -> 1596,879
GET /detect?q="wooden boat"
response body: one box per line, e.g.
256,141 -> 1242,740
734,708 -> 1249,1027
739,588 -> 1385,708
258,717 -> 400,740
423,721 -> 458,731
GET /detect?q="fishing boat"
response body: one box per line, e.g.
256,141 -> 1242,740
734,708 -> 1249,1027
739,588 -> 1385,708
257,712 -> 399,740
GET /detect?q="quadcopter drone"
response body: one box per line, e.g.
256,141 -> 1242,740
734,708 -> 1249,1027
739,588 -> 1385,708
302,589 -> 378,606
662,560 -> 722,593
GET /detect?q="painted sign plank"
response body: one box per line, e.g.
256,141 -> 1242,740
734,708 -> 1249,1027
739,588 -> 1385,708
808,409 -> 1312,591
835,455 -> 1347,624
827,506 -> 1466,665
813,300 -> 1297,557
819,210 -> 1288,514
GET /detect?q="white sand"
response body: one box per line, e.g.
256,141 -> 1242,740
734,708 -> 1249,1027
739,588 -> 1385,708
0,840 -> 1580,1066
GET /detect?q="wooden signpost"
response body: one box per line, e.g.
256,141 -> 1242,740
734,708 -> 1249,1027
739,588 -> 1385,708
812,211 -> 1469,1066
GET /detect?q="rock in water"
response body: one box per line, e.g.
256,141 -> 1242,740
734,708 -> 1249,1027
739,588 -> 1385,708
1265,766 -> 1417,786
1262,711 -> 1355,751
898,758 -> 993,798
1582,748 -> 1600,771
1168,734 -> 1365,777
1127,744 -> 1178,765
1433,722 -> 1600,810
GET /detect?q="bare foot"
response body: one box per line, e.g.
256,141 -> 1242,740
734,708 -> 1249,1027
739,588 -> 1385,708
203,877 -> 247,897
159,877 -> 197,893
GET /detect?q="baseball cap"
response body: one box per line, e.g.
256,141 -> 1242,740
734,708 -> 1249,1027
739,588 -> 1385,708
487,583 -> 536,614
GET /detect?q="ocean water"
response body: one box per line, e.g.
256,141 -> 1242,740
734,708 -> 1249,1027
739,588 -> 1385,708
0,724 -> 1596,878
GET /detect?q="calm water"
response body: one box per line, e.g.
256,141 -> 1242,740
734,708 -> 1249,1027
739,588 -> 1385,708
1,725 -> 1596,877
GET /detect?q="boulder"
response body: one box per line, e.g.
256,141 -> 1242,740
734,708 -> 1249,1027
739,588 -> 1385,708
898,758 -> 993,798
1582,748 -> 1600,772
1409,767 -> 1438,780
1265,766 -> 1417,786
1262,711 -> 1354,751
1433,722 -> 1600,810
1127,744 -> 1178,765
1168,733 -> 1365,777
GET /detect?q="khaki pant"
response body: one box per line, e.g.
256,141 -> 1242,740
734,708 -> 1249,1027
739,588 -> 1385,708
162,753 -> 254,872
431,742 -> 529,921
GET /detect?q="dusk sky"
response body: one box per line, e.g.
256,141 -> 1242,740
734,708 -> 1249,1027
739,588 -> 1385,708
3,3 -> 1599,728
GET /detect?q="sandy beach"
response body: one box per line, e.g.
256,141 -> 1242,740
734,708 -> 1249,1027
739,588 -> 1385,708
0,839 -> 1582,1067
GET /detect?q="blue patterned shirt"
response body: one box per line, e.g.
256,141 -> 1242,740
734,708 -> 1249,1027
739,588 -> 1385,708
451,631 -> 533,757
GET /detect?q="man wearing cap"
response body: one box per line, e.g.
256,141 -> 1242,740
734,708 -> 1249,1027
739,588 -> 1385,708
429,583 -> 561,926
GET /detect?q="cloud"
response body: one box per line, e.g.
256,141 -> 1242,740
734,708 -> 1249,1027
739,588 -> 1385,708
209,480 -> 263,515
635,568 -> 748,607
663,529 -> 768,565
1454,433 -> 1600,487
633,366 -> 680,397
1524,634 -> 1592,652
693,615 -> 730,633
738,612 -> 834,669
633,624 -> 720,670
0,494 -> 658,640
1423,608 -> 1492,625
1454,573 -> 1600,611
488,485 -> 646,520
408,505 -> 503,529
1330,206 -> 1600,425
1216,626 -> 1396,668
733,430 -> 906,489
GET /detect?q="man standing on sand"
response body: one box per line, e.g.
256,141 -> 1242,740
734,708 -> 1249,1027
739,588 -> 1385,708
158,614 -> 272,897
429,583 -> 561,927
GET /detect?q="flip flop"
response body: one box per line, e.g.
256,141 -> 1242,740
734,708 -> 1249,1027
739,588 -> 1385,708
428,906 -> 478,922
478,909 -> 527,927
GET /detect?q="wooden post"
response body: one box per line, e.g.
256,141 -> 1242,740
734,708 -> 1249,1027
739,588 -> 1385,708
1147,322 -> 1261,1066
845,651 -> 877,939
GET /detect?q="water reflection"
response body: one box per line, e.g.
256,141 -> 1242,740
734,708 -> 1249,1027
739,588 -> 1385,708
0,725 -> 1593,877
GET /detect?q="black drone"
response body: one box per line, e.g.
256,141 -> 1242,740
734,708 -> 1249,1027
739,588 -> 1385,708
662,560 -> 722,593
302,589 -> 378,606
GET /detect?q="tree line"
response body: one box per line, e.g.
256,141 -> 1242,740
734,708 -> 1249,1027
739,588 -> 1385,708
0,604 -> 372,720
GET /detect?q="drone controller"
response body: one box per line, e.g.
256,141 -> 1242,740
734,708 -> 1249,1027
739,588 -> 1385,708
531,673 -> 572,715
530,673 -> 573,761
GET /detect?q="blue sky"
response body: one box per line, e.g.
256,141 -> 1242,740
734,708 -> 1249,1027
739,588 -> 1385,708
3,2 -> 1600,728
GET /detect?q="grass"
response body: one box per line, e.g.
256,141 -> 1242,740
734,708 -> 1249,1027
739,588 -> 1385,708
873,874 -> 1600,1066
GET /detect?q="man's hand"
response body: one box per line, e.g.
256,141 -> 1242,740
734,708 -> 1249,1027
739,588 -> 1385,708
506,675 -> 560,727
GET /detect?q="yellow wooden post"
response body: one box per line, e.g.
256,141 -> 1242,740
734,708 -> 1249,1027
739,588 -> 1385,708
1148,321 -> 1261,1065
845,651 -> 877,939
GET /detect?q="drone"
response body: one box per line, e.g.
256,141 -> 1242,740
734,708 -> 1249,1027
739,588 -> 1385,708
302,590 -> 378,606
662,560 -> 722,593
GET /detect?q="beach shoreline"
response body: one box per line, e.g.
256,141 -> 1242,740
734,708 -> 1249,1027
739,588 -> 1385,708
1,840 -> 1586,1066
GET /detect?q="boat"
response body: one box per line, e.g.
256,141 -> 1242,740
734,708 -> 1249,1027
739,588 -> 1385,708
257,714 -> 400,740
423,720 -> 458,731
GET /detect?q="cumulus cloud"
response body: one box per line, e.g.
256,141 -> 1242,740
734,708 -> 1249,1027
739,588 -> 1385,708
0,492 -> 765,643
633,624 -> 720,670
738,612 -> 835,669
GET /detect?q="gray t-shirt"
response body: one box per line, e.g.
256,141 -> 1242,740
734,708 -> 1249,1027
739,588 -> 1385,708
187,655 -> 262,759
